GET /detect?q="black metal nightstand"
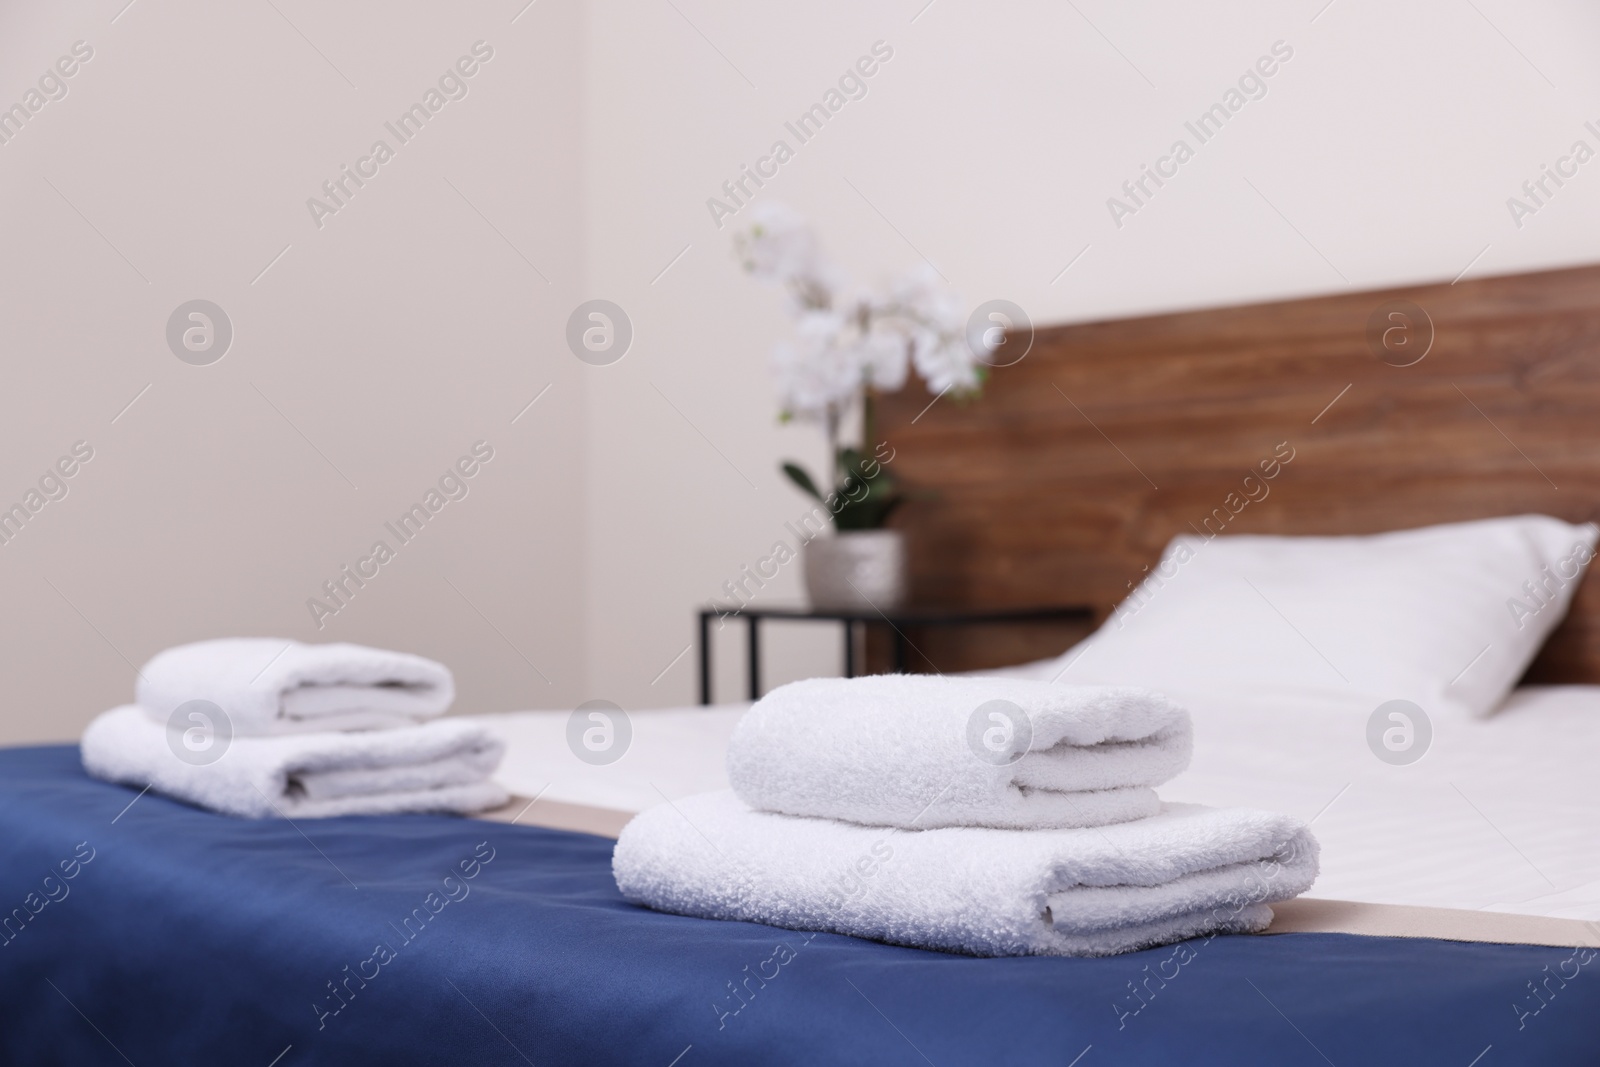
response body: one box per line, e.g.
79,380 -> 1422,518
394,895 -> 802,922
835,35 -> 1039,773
696,603 -> 1095,704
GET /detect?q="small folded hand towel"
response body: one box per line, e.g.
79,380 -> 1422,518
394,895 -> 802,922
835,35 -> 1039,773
727,675 -> 1192,829
81,705 -> 506,818
613,791 -> 1318,957
136,638 -> 455,735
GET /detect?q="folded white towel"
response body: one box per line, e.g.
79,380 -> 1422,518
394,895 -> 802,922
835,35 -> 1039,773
136,638 -> 455,735
613,791 -> 1318,957
727,675 -> 1192,829
81,705 -> 506,819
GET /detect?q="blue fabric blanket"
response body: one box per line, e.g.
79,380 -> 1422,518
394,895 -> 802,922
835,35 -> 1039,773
3,744 -> 1596,1066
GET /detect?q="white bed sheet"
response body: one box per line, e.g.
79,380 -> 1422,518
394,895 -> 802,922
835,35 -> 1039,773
465,704 -> 747,814
465,683 -> 1600,922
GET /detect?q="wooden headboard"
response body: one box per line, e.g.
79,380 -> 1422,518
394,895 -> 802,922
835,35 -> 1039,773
877,263 -> 1600,682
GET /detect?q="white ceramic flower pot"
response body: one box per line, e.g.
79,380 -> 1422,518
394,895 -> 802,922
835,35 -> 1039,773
801,529 -> 907,611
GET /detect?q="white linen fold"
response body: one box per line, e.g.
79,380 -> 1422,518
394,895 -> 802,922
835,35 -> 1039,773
613,791 -> 1318,957
136,637 -> 455,735
81,705 -> 505,819
726,675 -> 1192,829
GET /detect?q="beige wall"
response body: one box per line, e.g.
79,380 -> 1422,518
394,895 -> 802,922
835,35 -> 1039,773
6,1 -> 1600,739
581,0 -> 1600,710
0,0 -> 587,741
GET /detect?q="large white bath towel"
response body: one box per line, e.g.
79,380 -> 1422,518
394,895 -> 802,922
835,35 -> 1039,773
81,705 -> 506,819
137,638 -> 455,735
613,791 -> 1318,957
727,675 -> 1192,829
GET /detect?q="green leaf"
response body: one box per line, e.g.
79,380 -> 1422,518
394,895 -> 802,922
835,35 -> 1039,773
831,463 -> 902,530
781,462 -> 825,502
834,492 -> 903,530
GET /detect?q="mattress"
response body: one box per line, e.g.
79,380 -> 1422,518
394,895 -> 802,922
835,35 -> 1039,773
467,683 -> 1600,922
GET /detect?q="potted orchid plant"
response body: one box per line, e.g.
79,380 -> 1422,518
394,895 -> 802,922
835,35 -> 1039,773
735,204 -> 985,609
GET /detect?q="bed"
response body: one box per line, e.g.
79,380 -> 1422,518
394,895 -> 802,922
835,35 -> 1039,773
5,732 -> 1598,1067
476,681 -> 1600,924
8,263 -> 1600,1065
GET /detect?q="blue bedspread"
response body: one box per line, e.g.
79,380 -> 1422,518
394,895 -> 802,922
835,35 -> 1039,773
2,744 -> 1596,1066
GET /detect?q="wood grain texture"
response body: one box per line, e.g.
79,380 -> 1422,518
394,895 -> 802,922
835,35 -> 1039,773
874,263 -> 1600,681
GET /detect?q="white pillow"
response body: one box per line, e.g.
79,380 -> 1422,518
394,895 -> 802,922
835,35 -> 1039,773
1058,515 -> 1597,718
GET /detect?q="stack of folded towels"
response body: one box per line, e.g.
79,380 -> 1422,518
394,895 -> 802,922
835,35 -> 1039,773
614,675 -> 1318,957
81,638 -> 506,818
